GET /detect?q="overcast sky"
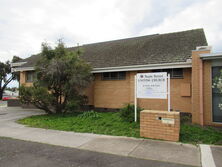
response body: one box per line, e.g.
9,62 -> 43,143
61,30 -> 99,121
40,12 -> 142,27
1,0 -> 222,87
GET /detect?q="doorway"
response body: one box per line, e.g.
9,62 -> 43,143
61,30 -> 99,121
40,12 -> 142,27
212,66 -> 222,123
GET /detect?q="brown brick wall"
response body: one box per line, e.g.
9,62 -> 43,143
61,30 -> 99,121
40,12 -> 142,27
20,68 -> 192,113
203,60 -> 213,125
93,69 -> 192,112
93,72 -> 131,108
136,69 -> 192,112
20,71 -> 33,87
191,49 -> 213,125
140,110 -> 180,142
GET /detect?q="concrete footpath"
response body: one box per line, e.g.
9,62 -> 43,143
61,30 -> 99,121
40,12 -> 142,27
0,107 -> 214,167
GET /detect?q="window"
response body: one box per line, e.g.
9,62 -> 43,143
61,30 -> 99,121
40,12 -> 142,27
152,68 -> 183,78
26,71 -> 36,82
102,72 -> 126,80
172,68 -> 183,78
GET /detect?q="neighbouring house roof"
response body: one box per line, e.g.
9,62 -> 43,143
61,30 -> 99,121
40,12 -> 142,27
15,28 -> 207,71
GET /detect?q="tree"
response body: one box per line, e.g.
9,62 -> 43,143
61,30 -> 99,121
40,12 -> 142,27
0,56 -> 22,100
19,40 -> 92,114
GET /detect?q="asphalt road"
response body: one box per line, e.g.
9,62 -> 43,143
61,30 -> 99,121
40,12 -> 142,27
0,137 -> 195,167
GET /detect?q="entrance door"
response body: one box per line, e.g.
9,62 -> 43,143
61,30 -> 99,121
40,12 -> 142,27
212,66 -> 222,122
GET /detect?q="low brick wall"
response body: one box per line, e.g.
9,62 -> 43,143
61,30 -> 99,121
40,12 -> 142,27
140,110 -> 180,142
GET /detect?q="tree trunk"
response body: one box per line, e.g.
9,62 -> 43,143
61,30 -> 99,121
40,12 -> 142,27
0,90 -> 3,100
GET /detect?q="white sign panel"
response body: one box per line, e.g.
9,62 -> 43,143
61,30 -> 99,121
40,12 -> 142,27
161,118 -> 175,124
136,72 -> 167,99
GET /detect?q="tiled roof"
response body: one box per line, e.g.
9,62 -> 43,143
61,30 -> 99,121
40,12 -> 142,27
19,29 -> 207,68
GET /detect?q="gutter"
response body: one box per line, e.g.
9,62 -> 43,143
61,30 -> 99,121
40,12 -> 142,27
200,52 -> 222,60
11,61 -> 192,73
92,62 -> 192,73
11,66 -> 34,72
11,62 -> 27,67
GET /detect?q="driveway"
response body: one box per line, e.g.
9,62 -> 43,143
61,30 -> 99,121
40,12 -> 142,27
211,145 -> 222,167
0,107 -> 202,167
0,107 -> 43,123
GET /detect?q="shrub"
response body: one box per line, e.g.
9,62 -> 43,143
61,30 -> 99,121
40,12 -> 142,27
180,116 -> 192,124
120,104 -> 143,122
78,111 -> 101,119
65,95 -> 89,112
19,40 -> 92,114
19,85 -> 54,114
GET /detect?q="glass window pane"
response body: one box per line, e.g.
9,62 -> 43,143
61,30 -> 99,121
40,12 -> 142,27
172,68 -> 183,78
101,72 -> 126,80
102,73 -> 110,80
26,71 -> 34,82
212,66 -> 222,122
111,72 -> 118,79
163,69 -> 172,76
152,69 -> 162,72
118,72 -> 126,79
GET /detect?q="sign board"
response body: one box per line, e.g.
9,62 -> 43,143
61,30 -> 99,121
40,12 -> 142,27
136,72 -> 167,99
161,118 -> 175,124
134,72 -> 170,122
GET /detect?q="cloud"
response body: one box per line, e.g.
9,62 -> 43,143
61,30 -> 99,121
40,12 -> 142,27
140,0 -> 222,52
0,0 -> 221,64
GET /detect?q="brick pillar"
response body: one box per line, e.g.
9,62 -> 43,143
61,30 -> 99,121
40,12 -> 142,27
140,110 -> 180,142
20,71 -> 26,84
191,48 -> 211,125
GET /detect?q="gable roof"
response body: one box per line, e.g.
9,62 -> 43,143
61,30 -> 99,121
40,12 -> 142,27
17,28 -> 207,69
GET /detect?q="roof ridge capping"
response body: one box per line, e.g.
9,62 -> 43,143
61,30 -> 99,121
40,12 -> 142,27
157,28 -> 205,36
68,34 -> 160,49
69,28 -> 205,48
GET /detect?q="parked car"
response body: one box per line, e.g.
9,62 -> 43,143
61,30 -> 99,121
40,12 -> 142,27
2,96 -> 17,101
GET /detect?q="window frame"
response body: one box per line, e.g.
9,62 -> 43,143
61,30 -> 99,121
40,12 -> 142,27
101,72 -> 126,81
152,68 -> 183,79
26,71 -> 36,83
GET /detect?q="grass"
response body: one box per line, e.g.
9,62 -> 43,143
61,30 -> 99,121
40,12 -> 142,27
18,112 -> 222,145
180,123 -> 222,145
18,112 -> 140,138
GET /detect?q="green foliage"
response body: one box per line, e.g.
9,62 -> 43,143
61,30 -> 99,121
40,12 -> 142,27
212,69 -> 222,93
19,85 -> 54,114
0,61 -> 10,80
120,104 -> 143,122
18,112 -> 222,144
0,56 -> 22,99
19,40 -> 92,114
180,115 -> 191,124
18,112 -> 140,138
78,111 -> 101,119
180,113 -> 192,124
5,87 -> 18,92
180,124 -> 222,144
65,95 -> 88,112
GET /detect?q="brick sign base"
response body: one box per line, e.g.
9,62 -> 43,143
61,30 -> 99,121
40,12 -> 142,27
140,110 -> 180,142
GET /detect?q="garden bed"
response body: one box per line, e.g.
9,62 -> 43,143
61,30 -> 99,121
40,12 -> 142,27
18,112 -> 222,145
